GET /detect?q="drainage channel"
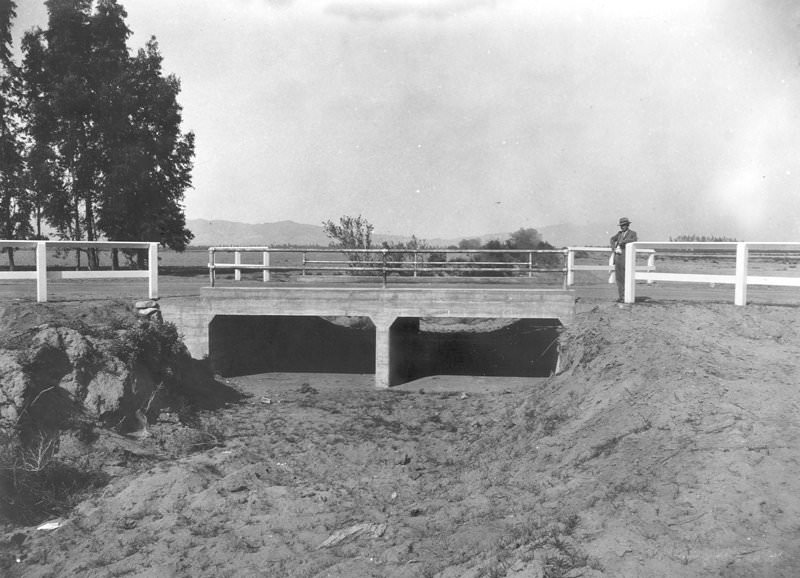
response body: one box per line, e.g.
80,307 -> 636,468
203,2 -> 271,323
209,315 -> 562,385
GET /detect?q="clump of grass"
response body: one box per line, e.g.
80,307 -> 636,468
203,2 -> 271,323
0,430 -> 109,525
479,513 -> 602,578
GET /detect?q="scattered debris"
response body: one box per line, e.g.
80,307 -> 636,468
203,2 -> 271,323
36,519 -> 64,531
318,522 -> 387,549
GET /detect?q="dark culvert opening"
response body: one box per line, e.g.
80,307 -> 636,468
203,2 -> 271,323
209,315 -> 375,377
390,317 -> 562,385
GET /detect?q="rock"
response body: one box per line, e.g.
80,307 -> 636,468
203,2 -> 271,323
299,382 -> 318,394
134,300 -> 159,309
136,307 -> 163,322
84,371 -> 127,417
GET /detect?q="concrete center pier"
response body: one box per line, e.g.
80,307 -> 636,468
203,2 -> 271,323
162,284 -> 575,387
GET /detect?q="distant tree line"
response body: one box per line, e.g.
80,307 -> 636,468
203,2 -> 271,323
0,0 -> 194,269
449,228 -> 559,275
669,234 -> 738,242
322,215 -> 557,276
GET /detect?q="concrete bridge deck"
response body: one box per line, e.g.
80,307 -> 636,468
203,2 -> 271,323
162,284 -> 575,387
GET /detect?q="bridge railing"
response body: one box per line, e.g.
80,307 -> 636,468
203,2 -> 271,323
623,241 -> 800,305
565,246 -> 656,285
208,246 -> 570,288
0,240 -> 158,302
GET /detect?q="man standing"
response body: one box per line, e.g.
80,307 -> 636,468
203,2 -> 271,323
610,217 -> 638,302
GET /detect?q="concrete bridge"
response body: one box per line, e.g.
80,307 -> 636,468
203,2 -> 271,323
162,284 -> 575,388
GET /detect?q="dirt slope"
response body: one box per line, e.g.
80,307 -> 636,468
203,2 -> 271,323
2,300 -> 800,577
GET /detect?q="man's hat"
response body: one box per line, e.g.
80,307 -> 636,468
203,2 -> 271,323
618,217 -> 631,226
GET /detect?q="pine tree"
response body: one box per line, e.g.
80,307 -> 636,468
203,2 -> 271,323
19,0 -> 195,268
0,0 -> 33,269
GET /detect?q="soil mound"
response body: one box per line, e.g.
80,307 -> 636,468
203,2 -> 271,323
2,300 -> 799,577
525,301 -> 800,576
0,301 -> 240,529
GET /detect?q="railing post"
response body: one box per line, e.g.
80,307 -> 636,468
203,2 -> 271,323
566,248 -> 575,286
234,251 -> 242,281
647,252 -> 656,284
528,251 -> 534,278
382,248 -> 388,288
624,242 -> 636,304
36,241 -> 47,302
302,252 -> 307,276
735,243 -> 748,306
148,242 -> 159,299
262,249 -> 270,282
606,253 -> 614,284
413,251 -> 418,278
208,248 -> 216,287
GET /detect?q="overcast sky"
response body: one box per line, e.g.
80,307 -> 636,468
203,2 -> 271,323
13,0 -> 800,241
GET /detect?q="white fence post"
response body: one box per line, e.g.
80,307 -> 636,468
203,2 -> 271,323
234,251 -> 242,281
36,241 -> 47,302
262,250 -> 270,282
566,249 -> 575,286
734,242 -> 748,306
148,242 -> 159,299
647,252 -> 656,284
624,243 -> 636,303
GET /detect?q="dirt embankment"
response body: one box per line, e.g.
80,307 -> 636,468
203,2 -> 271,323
2,300 -> 800,577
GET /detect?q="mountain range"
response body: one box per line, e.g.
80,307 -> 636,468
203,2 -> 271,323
186,219 -> 612,249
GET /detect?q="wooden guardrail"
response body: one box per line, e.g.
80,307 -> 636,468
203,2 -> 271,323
0,240 -> 158,302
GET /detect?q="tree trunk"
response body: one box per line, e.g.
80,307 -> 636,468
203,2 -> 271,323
136,248 -> 147,270
85,197 -> 99,270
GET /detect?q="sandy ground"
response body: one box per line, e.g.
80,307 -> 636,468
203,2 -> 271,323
1,272 -> 800,577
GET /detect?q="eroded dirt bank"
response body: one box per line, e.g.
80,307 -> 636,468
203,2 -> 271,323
2,300 -> 800,577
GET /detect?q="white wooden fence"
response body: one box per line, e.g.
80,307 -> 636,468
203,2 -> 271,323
565,246 -> 656,286
623,242 -> 800,305
0,240 -> 158,302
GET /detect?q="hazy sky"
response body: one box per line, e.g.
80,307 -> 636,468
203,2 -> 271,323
13,0 -> 800,241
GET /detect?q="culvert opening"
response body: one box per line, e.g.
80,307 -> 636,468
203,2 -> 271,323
390,317 -> 562,385
209,315 -> 375,377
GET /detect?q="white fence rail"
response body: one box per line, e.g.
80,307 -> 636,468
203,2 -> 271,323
565,246 -> 656,286
0,240 -> 158,302
624,242 -> 800,305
